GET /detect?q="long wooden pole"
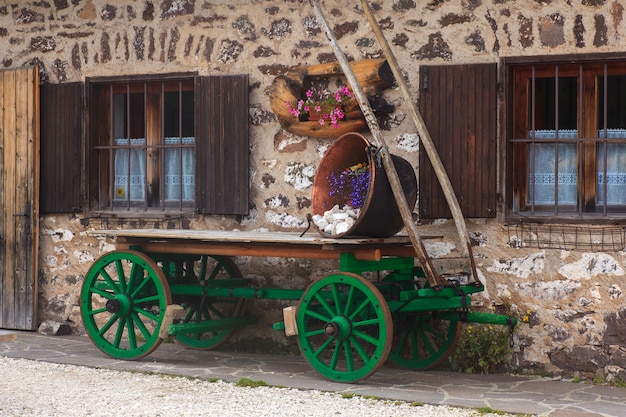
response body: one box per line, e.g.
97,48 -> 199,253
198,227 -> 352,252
309,0 -> 443,288
360,0 -> 472,257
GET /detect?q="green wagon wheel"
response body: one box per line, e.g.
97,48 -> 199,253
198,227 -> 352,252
296,272 -> 392,382
174,255 -> 246,349
80,250 -> 171,360
387,312 -> 461,370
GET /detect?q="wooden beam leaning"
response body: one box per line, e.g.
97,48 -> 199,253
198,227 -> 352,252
309,0 -> 444,288
360,0 -> 473,259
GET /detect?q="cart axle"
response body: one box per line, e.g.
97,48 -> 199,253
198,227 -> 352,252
167,315 -> 259,337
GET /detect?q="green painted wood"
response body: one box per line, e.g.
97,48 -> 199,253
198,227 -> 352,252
296,273 -> 392,382
80,250 -> 171,359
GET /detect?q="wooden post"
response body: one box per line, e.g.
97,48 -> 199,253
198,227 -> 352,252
309,0 -> 444,288
360,0 -> 473,258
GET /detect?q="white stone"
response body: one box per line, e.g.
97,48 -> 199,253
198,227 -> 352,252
558,252 -> 625,281
332,212 -> 349,221
488,251 -> 545,279
335,222 -> 350,235
315,218 -> 328,229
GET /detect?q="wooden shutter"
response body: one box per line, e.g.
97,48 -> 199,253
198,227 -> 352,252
196,75 -> 249,215
419,63 -> 497,218
40,83 -> 83,213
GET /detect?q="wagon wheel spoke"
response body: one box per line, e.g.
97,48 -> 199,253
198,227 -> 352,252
297,273 -> 392,383
174,255 -> 246,350
81,250 -> 171,360
387,313 -> 461,370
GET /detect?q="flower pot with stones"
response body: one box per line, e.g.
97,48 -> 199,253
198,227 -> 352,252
311,132 -> 417,238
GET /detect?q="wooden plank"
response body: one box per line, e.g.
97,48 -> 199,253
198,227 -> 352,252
29,65 -> 40,331
2,69 -> 17,328
0,71 -> 4,327
119,240 -> 384,261
146,83 -> 162,208
88,229 -> 414,244
87,229 -> 459,263
86,229 -> 428,261
15,67 -> 28,330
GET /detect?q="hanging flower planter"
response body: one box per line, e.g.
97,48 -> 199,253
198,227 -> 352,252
286,85 -> 352,128
268,59 -> 396,139
311,132 -> 417,238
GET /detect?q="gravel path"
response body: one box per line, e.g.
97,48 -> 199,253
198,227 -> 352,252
0,357 -> 517,417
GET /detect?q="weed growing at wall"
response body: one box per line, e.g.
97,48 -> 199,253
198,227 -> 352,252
449,323 -> 513,374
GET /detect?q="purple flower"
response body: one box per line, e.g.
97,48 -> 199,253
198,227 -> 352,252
328,163 -> 370,209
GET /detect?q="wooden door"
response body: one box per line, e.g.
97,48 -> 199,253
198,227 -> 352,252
0,67 -> 40,330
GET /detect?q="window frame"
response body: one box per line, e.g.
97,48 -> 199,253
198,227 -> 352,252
85,72 -> 249,218
504,53 -> 626,223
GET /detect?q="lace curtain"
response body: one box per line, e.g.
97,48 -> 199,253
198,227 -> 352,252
597,129 -> 626,205
114,137 -> 195,202
528,129 -> 626,206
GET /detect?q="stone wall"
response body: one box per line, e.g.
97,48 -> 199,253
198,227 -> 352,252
2,0 -> 626,379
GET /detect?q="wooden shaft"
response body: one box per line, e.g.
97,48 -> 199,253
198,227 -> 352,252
360,0 -> 472,258
309,0 -> 443,288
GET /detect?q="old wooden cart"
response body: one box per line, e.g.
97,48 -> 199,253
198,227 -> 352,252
81,229 -> 515,382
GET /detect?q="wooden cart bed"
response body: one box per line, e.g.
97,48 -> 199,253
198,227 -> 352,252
88,229 -> 419,261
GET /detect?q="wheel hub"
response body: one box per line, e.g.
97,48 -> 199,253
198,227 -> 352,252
105,294 -> 133,316
323,316 -> 352,340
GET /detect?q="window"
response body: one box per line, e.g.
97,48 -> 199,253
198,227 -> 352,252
90,78 -> 195,210
509,61 -> 626,218
86,74 -> 249,216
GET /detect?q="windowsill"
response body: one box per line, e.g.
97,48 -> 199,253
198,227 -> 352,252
505,211 -> 626,225
83,209 -> 198,220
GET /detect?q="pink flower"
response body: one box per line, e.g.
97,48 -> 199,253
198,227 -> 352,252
285,85 -> 353,128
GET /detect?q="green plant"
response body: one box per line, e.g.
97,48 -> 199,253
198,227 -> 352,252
612,378 -> 626,388
234,377 -> 268,388
476,406 -> 508,415
592,375 -> 605,384
449,323 -> 512,374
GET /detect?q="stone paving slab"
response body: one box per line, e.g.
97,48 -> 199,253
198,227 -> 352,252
1,331 -> 625,417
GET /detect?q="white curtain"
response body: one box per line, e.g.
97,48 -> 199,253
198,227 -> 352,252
597,129 -> 626,205
527,130 -> 578,205
114,137 -> 195,203
114,138 -> 146,201
164,137 -> 195,201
